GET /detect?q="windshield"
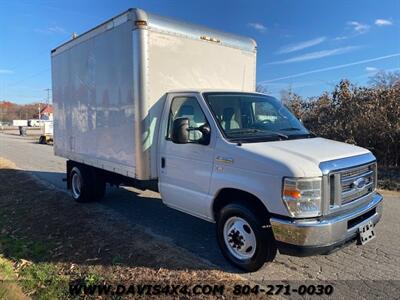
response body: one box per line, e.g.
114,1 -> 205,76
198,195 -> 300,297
203,92 -> 312,142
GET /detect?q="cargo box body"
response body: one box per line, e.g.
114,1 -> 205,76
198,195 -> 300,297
13,120 -> 28,127
52,8 -> 257,180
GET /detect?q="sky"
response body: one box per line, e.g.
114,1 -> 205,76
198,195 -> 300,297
0,0 -> 399,103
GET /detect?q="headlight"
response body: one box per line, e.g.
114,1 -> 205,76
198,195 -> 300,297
282,177 -> 322,218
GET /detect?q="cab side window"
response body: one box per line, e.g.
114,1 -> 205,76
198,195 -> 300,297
167,97 -> 207,143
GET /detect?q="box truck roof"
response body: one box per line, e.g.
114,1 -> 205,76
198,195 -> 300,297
166,89 -> 265,94
51,8 -> 257,56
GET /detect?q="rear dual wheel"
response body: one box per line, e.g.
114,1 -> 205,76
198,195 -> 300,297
70,165 -> 105,202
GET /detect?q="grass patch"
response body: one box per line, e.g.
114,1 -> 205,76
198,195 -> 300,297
19,263 -> 68,300
0,256 -> 14,280
0,256 -> 27,300
84,273 -> 104,286
0,235 -> 49,261
0,225 -> 69,298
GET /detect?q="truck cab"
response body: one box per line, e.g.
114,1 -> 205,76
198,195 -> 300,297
157,90 -> 382,271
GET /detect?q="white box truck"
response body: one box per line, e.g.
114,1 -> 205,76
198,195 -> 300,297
12,120 -> 28,127
28,119 -> 42,127
52,8 -> 383,271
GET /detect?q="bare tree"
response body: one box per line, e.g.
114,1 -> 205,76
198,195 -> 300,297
369,71 -> 400,88
256,84 -> 269,94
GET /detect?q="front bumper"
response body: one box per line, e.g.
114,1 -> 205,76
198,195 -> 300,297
270,193 -> 383,256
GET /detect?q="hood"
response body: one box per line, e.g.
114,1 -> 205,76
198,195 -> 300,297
225,137 -> 370,177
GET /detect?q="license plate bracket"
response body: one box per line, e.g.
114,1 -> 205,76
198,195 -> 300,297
358,220 -> 375,245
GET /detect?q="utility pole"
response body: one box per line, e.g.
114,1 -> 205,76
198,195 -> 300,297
44,88 -> 52,104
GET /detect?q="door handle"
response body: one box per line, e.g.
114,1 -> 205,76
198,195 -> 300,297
215,156 -> 234,164
161,157 -> 166,168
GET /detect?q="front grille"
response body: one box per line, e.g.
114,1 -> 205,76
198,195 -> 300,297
341,165 -> 371,192
330,162 -> 376,207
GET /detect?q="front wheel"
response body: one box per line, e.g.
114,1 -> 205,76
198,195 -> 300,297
217,203 -> 277,272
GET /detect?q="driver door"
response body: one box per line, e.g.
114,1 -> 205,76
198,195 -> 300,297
158,93 -> 215,219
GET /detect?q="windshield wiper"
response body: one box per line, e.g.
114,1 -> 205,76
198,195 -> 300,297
228,128 -> 288,140
279,127 -> 301,131
267,131 -> 288,139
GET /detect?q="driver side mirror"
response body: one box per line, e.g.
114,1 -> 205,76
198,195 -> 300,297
171,117 -> 190,144
171,118 -> 211,145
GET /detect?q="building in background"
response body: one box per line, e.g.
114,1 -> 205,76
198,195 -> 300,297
36,104 -> 53,120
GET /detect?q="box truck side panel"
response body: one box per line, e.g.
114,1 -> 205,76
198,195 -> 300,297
52,21 -> 136,177
144,30 -> 257,178
12,120 -> 28,127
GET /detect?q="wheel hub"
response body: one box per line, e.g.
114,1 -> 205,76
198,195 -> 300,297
223,217 -> 256,260
71,172 -> 82,199
228,228 -> 244,249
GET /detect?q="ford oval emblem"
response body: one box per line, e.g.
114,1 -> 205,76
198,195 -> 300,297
352,177 -> 367,190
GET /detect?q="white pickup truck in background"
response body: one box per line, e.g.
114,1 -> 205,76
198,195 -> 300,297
51,8 -> 383,271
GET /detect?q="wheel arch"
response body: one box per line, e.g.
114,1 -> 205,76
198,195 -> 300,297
212,188 -> 270,222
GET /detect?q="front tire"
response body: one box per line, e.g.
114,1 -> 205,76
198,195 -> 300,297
217,203 -> 277,272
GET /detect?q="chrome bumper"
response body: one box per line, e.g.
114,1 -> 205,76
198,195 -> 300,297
270,193 -> 383,249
